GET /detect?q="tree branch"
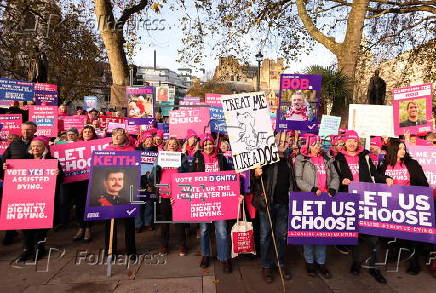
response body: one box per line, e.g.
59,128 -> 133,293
367,5 -> 436,15
295,0 -> 340,54
369,0 -> 436,6
118,0 -> 149,26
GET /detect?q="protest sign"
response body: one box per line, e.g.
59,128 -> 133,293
348,104 -> 395,138
407,145 -> 436,190
0,78 -> 34,101
127,87 -> 154,118
205,94 -> 222,107
156,86 -> 170,102
210,106 -> 227,133
84,96 -> 98,111
157,123 -> 170,139
179,97 -> 207,111
0,159 -> 58,230
158,151 -> 182,168
140,151 -> 158,200
99,116 -> 127,129
51,138 -> 111,183
158,101 -> 174,116
287,192 -> 358,245
84,151 -> 140,221
277,74 -> 321,131
0,114 -> 22,155
318,115 -> 341,137
221,92 -> 279,171
126,118 -> 155,135
29,105 -> 58,137
393,84 -> 433,135
350,182 -> 436,243
171,171 -> 240,221
63,116 -> 87,132
0,114 -> 22,139
169,108 -> 210,139
107,122 -> 127,133
34,83 -> 58,105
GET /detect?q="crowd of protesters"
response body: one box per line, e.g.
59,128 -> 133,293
0,103 -> 435,285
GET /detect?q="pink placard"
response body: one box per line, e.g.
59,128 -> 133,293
408,145 -> 436,190
63,116 -> 87,132
29,105 -> 58,137
171,171 -> 240,221
51,138 -> 111,183
169,108 -> 210,139
393,84 -> 433,135
0,114 -> 22,139
0,159 -> 58,230
205,94 -> 223,107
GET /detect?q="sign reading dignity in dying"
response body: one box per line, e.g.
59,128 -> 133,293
221,92 -> 279,171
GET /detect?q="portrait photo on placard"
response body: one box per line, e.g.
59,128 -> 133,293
399,98 -> 427,128
279,89 -> 318,122
89,166 -> 139,207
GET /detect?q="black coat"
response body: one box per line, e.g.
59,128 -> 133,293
378,158 -> 429,187
181,151 -> 229,173
335,150 -> 386,192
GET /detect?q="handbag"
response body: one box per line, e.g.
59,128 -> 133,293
231,200 -> 256,258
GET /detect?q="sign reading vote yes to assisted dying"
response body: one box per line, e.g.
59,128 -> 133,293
351,182 -> 436,243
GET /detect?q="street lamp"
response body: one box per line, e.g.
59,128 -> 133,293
255,51 -> 263,91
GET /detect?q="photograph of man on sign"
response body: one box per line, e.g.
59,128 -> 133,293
90,167 -> 136,206
399,99 -> 427,128
281,90 -> 317,122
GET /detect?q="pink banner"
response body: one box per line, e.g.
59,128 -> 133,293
171,171 -> 240,221
29,105 -> 58,137
169,108 -> 210,139
0,159 -> 58,230
393,83 -> 433,135
205,94 -> 223,107
51,138 -> 111,183
63,116 -> 87,132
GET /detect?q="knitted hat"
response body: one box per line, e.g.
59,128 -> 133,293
185,129 -> 198,140
370,136 -> 382,147
32,136 -> 50,148
343,130 -> 360,142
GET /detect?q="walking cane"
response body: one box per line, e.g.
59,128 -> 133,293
107,218 -> 115,278
261,177 -> 286,293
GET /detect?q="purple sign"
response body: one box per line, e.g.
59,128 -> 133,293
84,151 -> 141,221
287,192 -> 358,245
277,74 -> 322,131
350,182 -> 436,244
210,106 -> 227,133
34,83 -> 58,105
140,151 -> 158,201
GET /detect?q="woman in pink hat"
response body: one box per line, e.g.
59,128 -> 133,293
5,136 -> 63,262
153,130 -> 165,151
335,130 -> 390,284
185,133 -> 233,273
156,137 -> 187,256
295,134 -> 339,279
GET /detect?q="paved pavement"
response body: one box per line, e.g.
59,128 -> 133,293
0,223 -> 435,292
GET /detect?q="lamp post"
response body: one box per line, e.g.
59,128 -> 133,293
255,51 -> 263,91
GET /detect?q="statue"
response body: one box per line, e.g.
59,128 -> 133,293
367,69 -> 386,105
28,47 -> 48,83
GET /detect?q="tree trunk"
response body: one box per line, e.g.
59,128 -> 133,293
94,0 -> 129,107
296,0 -> 369,120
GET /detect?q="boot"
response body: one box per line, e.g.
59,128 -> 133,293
350,261 -> 360,275
34,243 -> 47,261
83,228 -> 92,242
429,258 -> 436,278
72,228 -> 84,241
222,259 -> 232,273
369,268 -> 387,284
306,262 -> 316,277
262,268 -> 273,283
317,264 -> 332,279
15,249 -> 34,263
200,256 -> 209,268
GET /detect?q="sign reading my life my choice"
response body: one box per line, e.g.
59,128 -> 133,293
287,192 -> 359,245
350,182 -> 436,243
171,171 -> 240,221
0,159 -> 58,230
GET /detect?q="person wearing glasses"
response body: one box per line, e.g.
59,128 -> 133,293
295,134 -> 339,279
